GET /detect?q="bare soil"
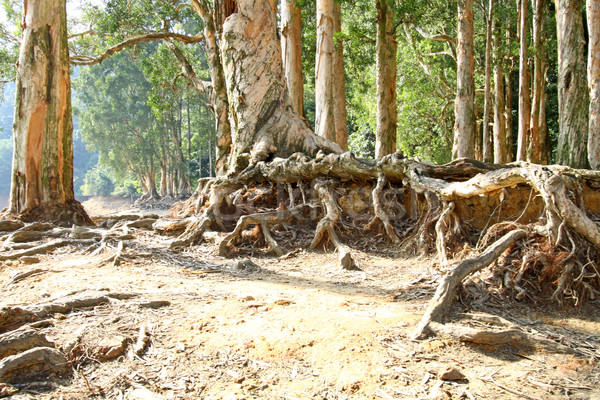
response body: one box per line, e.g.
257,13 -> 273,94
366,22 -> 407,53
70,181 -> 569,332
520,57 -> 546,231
0,199 -> 599,400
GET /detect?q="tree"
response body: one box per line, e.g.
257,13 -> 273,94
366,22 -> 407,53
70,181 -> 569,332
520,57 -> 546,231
281,0 -> 305,116
8,0 -> 90,224
375,0 -> 398,159
493,19 -> 507,163
516,0 -> 530,161
556,0 -> 589,168
481,0 -> 494,163
451,0 -> 476,159
588,0 -> 600,169
315,0 -> 348,150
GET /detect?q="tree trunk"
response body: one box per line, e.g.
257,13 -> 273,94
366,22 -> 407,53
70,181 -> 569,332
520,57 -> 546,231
516,0 -> 530,161
556,0 -> 589,168
588,0 -> 600,169
528,0 -> 546,163
482,0 -> 494,163
493,20 -> 507,163
160,162 -> 168,197
220,0 -> 340,173
452,0 -> 476,159
332,3 -> 348,151
315,0 -> 348,150
505,71 -> 514,162
375,0 -> 398,159
280,0 -> 304,117
8,0 -> 90,225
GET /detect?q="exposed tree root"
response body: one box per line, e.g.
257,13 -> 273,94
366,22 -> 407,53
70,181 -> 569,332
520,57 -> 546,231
412,229 -> 527,339
0,328 -> 54,359
366,175 -> 400,244
0,238 -> 99,261
0,347 -> 69,383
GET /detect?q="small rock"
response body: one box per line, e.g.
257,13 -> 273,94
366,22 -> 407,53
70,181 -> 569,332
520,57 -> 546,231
438,367 -> 465,381
20,256 -> 40,265
0,383 -> 18,397
96,336 -> 127,361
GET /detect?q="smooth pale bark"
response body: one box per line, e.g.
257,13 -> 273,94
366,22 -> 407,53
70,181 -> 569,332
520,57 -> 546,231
280,0 -> 304,116
220,0 -> 340,173
528,0 -> 546,163
8,0 -> 87,223
493,21 -> 507,163
482,0 -> 494,163
315,0 -> 347,150
452,0 -> 476,159
588,0 -> 600,169
375,0 -> 398,159
556,0 -> 589,168
516,0 -> 530,161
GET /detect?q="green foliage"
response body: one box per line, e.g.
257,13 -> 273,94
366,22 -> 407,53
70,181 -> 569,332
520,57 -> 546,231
81,166 -> 115,196
112,177 -> 141,198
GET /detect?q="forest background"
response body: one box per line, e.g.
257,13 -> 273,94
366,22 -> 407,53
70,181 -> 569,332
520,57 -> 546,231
0,0 -> 564,205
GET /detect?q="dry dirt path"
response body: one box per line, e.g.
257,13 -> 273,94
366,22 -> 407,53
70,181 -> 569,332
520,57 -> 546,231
1,227 -> 599,399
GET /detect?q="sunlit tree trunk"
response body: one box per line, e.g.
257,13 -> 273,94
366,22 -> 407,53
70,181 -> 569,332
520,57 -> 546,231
527,0 -> 546,163
482,0 -> 494,162
315,0 -> 347,150
516,0 -> 530,161
588,0 -> 600,169
556,0 -> 589,168
493,20 -> 507,163
375,0 -> 397,159
452,0 -> 476,159
281,0 -> 304,116
8,0 -> 89,224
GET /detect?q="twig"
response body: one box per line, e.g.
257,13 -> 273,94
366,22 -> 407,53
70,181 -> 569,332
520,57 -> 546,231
478,373 -> 543,400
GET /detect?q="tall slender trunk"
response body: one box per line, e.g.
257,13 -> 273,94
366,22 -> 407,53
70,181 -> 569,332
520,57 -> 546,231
452,0 -> 476,159
505,71 -> 515,162
516,0 -> 530,161
281,0 -> 304,117
315,0 -> 348,150
187,100 -> 192,159
482,0 -> 494,162
493,20 -> 507,163
332,3 -> 348,150
556,0 -> 589,168
8,0 -> 89,224
208,138 -> 213,178
160,162 -> 168,197
527,0 -> 546,163
190,0 -> 231,175
375,0 -> 397,159
588,0 -> 600,168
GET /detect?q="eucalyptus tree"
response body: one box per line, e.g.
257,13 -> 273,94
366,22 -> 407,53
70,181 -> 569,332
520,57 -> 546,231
589,0 -> 600,169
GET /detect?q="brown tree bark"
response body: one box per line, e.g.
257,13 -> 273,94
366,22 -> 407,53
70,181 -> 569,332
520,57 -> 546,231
220,0 -> 340,173
452,0 -> 476,159
588,0 -> 600,169
315,0 -> 348,150
8,0 -> 90,225
493,20 -> 507,163
527,0 -> 546,163
482,0 -> 494,163
375,0 -> 398,159
556,0 -> 589,168
280,0 -> 305,117
516,0 -> 530,161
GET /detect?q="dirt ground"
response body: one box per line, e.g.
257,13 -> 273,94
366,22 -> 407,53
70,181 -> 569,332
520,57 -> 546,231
0,199 -> 599,399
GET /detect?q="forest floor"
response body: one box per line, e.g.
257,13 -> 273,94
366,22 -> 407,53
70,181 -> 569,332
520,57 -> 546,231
0,198 -> 599,400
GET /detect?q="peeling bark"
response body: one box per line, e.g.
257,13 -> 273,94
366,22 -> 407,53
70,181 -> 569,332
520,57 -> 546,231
516,0 -> 530,162
588,0 -> 600,169
8,0 -> 91,226
281,0 -> 304,117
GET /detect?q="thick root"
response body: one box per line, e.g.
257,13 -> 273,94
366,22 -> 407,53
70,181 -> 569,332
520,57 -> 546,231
0,347 -> 69,383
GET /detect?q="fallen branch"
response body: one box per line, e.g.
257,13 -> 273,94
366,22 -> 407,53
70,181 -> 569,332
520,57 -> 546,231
133,323 -> 151,357
5,268 -> 53,287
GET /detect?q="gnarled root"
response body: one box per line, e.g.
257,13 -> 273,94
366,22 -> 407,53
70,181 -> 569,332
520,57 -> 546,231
412,229 -> 527,339
366,175 -> 401,243
219,205 -> 309,257
310,180 -> 359,270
